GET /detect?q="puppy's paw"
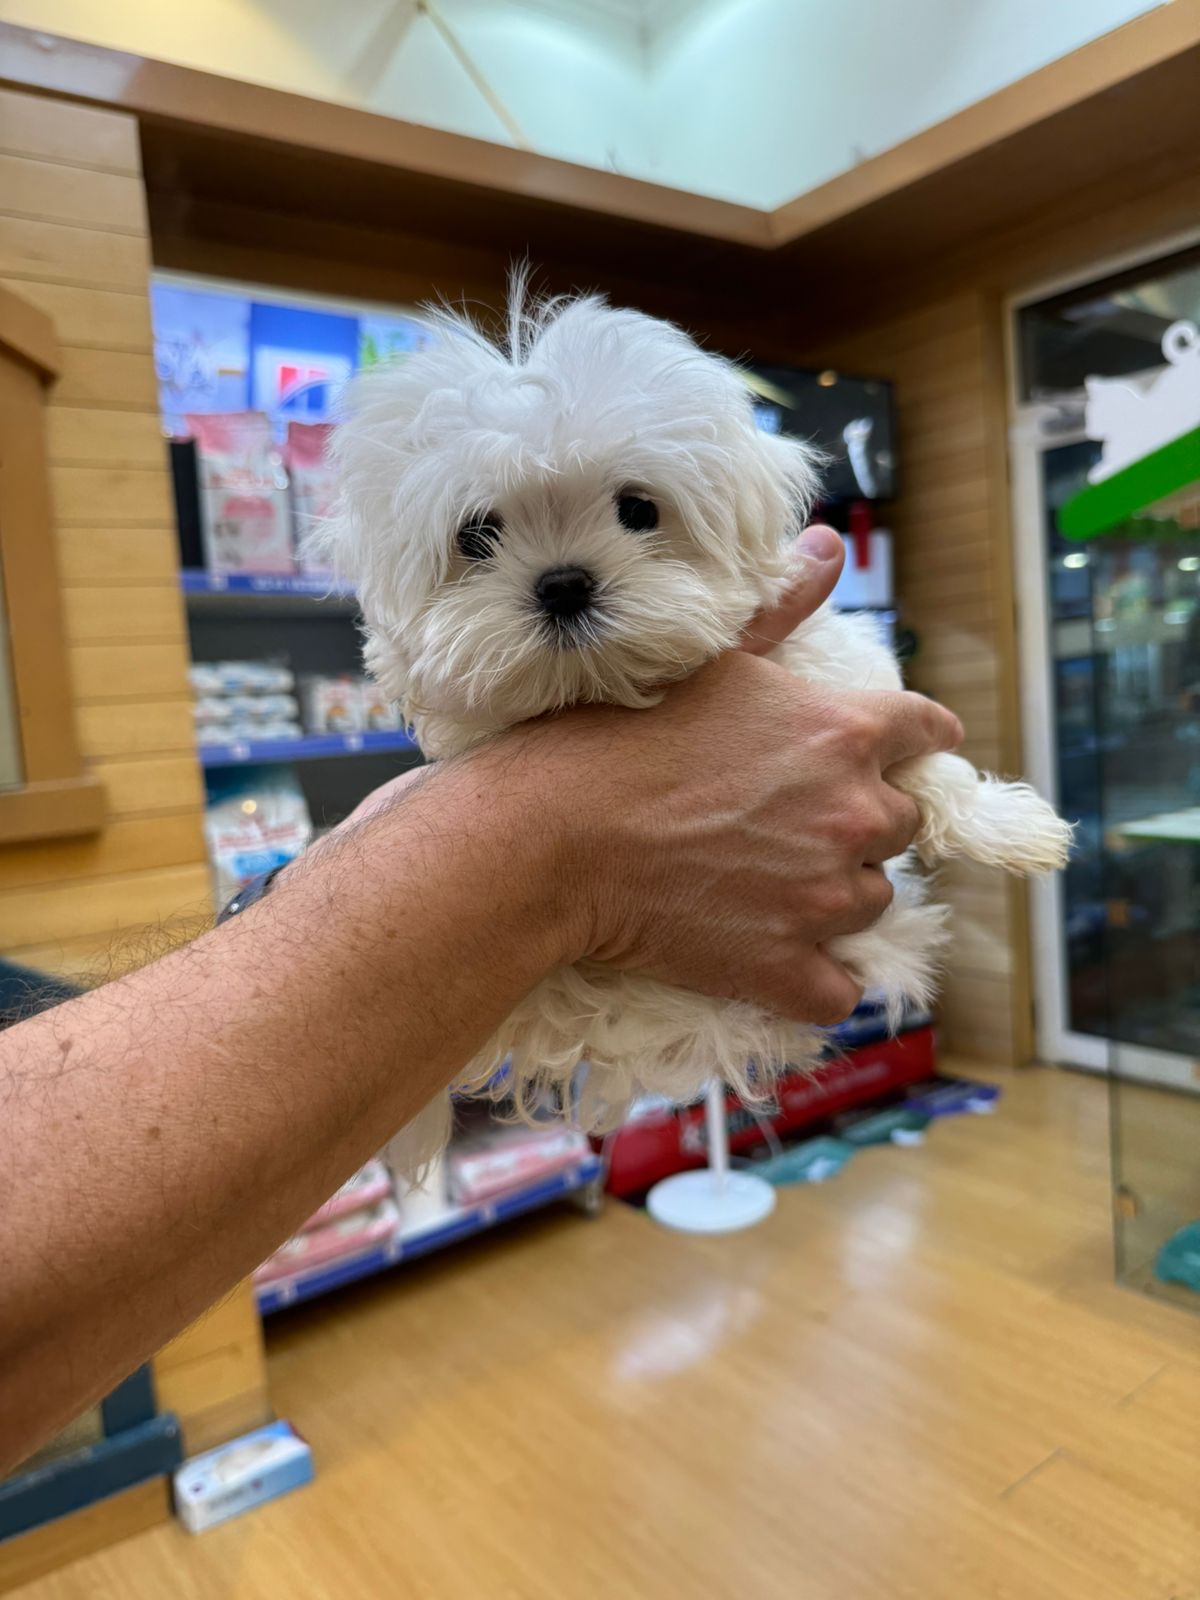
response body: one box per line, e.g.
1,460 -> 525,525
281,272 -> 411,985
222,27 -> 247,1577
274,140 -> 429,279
919,772 -> 1073,875
895,752 -> 1072,875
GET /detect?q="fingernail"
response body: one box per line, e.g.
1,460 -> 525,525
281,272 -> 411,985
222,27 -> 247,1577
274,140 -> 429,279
797,525 -> 843,564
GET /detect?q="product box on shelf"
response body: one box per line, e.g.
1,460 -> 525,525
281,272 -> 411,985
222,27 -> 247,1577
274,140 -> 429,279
189,662 -> 295,696
306,1159 -> 394,1228
359,680 -> 404,732
253,1197 -> 400,1288
300,675 -> 365,734
446,1124 -> 592,1206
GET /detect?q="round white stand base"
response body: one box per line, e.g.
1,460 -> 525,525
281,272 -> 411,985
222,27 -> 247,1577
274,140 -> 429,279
646,1169 -> 776,1234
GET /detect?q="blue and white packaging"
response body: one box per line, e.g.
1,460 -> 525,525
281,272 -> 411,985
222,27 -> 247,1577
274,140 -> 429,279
173,1421 -> 313,1533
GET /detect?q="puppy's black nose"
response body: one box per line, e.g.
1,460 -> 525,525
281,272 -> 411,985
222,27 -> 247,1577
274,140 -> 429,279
535,566 -> 595,619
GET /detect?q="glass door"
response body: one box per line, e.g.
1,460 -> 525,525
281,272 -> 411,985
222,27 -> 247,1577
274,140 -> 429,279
1012,244 -> 1200,1089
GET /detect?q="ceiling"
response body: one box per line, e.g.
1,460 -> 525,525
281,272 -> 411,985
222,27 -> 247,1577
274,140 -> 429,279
0,0 -> 1171,207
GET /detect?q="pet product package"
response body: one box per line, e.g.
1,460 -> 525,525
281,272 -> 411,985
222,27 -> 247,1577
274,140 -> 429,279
300,675 -> 364,734
446,1124 -> 591,1205
359,680 -> 404,732
306,1159 -> 394,1228
203,764 -> 312,909
285,421 -> 338,576
186,412 -> 293,575
174,1422 -> 313,1533
253,1197 -> 400,1287
191,660 -> 295,695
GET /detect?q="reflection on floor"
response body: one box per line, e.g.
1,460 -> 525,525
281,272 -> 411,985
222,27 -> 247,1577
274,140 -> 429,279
15,1064 -> 1200,1599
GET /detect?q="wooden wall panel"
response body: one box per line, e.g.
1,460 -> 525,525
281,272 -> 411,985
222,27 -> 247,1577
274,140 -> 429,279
809,293 -> 1031,1065
9,278 -> 153,348
0,84 -> 208,974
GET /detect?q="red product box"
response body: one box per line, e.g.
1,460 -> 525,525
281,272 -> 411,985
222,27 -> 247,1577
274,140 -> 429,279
600,1026 -> 936,1197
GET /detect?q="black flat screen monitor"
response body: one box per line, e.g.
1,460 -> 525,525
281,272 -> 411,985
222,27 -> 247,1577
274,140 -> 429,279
745,364 -> 896,503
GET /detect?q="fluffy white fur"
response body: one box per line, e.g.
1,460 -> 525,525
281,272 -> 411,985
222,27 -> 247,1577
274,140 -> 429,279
314,286 -> 1072,1173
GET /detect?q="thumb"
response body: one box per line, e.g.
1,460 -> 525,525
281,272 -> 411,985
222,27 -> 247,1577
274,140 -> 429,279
739,524 -> 845,657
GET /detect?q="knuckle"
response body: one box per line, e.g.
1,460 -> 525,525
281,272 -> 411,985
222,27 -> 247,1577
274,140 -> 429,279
837,704 -> 881,758
809,877 -> 857,926
811,984 -> 861,1027
831,797 -> 881,852
895,792 -> 921,835
868,871 -> 895,916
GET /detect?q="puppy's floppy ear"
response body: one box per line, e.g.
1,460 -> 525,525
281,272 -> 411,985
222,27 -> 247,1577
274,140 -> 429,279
731,421 -> 823,584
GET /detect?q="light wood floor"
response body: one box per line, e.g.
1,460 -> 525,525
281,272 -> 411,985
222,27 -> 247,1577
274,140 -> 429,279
18,1065 -> 1200,1599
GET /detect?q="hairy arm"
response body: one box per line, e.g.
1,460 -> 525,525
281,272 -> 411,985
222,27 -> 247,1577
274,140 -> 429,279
1,534 -> 961,1469
1,753 -> 570,1467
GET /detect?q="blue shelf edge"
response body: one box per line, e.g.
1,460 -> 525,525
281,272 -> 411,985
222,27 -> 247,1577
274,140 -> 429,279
181,570 -> 353,599
257,1155 -> 602,1315
199,730 -> 418,767
0,1415 -> 183,1542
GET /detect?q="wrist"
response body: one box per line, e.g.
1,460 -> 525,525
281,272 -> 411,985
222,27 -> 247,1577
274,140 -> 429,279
366,740 -> 584,983
442,724 -> 599,974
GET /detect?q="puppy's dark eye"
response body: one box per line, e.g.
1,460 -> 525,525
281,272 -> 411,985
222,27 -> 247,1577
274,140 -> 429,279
616,492 -> 658,533
457,511 -> 503,561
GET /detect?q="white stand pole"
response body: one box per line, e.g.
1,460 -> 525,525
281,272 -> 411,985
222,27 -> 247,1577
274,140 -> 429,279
646,1080 -> 776,1234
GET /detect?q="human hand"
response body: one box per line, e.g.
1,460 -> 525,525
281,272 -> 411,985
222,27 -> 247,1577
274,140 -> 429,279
537,647 -> 960,1023
317,522 -> 961,1026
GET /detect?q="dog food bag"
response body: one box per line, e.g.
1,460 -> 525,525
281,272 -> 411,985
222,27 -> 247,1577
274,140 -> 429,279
186,412 -> 294,576
203,764 -> 313,909
285,421 -> 338,577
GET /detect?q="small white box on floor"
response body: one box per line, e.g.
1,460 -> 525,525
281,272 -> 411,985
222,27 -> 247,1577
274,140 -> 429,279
174,1421 -> 313,1533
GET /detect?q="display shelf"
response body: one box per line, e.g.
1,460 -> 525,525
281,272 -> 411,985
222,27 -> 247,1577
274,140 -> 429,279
198,730 -> 417,767
181,570 -> 351,598
257,1155 -> 603,1314
181,571 -> 359,617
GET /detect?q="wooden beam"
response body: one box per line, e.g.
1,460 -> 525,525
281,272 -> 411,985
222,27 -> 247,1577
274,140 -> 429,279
0,775 -> 105,846
0,22 -> 769,250
2,7 -> 1197,283
768,0 -> 1200,246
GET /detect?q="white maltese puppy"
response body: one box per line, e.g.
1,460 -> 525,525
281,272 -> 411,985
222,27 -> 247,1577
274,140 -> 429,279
316,287 -> 1070,1170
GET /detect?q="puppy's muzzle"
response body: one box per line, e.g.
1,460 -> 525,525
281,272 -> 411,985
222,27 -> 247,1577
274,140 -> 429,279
535,566 -> 595,621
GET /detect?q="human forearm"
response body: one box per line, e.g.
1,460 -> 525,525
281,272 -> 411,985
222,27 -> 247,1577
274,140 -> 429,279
0,758 -> 568,1468
2,613 -> 961,1465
